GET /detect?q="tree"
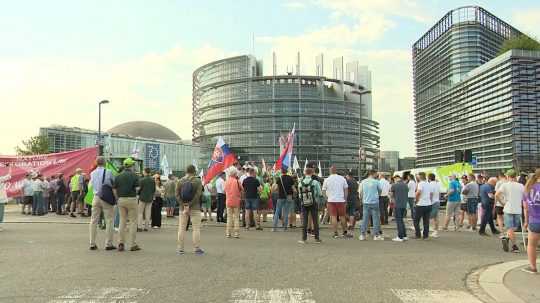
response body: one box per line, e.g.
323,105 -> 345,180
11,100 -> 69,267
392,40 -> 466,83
15,135 -> 50,155
499,34 -> 540,55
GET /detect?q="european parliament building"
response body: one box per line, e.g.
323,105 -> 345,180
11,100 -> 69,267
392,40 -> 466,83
413,6 -> 540,173
192,54 -> 380,176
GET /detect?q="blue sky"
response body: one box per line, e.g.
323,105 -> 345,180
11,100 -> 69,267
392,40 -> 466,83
1,0 -> 539,157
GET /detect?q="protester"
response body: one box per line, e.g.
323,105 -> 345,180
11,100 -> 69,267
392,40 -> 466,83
163,174 -> 177,218
273,169 -> 295,232
378,174 -> 391,225
88,157 -> 116,251
458,175 -> 469,229
32,174 -> 45,216
56,174 -> 67,215
137,168 -> 155,232
242,168 -> 262,230
322,166 -> 350,239
21,173 -> 34,215
0,164 -> 13,231
359,170 -> 383,241
42,177 -> 50,214
463,174 -> 479,230
298,167 -> 322,244
69,168 -> 84,217
443,175 -> 462,231
406,174 -> 417,220
522,168 -> 540,274
202,183 -> 212,222
428,173 -> 440,238
151,175 -> 164,229
176,165 -> 204,255
215,172 -> 226,223
225,167 -> 242,238
113,158 -> 141,252
390,174 -> 408,241
478,177 -> 500,236
494,172 -> 507,237
414,172 -> 432,239
496,169 -> 525,253
48,175 -> 57,213
345,172 -> 359,231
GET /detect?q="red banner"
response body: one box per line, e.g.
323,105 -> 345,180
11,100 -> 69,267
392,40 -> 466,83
0,147 -> 98,198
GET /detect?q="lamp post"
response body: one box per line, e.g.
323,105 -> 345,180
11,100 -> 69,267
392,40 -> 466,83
98,100 -> 110,156
351,89 -> 371,179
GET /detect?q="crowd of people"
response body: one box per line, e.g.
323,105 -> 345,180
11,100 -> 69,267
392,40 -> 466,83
0,158 -> 538,274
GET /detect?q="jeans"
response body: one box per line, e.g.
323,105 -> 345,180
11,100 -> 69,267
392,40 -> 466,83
379,196 -> 389,225
302,203 -> 319,241
414,205 -> 432,238
479,202 -> 498,233
33,192 -> 44,215
361,203 -> 381,235
395,207 -> 407,239
273,198 -> 292,229
56,193 -> 65,214
217,193 -> 226,222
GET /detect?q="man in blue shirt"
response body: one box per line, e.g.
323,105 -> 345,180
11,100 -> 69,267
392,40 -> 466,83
359,170 -> 383,241
479,177 -> 500,236
443,175 -> 462,231
88,157 -> 116,251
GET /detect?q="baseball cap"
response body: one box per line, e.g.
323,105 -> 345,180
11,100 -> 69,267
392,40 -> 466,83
123,157 -> 136,167
505,169 -> 517,177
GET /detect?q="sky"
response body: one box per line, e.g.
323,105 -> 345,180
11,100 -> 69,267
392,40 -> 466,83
1,0 -> 539,157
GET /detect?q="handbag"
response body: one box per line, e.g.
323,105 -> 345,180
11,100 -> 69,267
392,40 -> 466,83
98,169 -> 116,205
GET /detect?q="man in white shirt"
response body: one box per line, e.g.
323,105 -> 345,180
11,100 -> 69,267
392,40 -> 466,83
494,172 -> 507,237
322,166 -> 350,238
215,172 -> 226,223
414,172 -> 433,239
378,174 -> 391,225
88,156 -> 116,251
495,169 -> 525,253
428,173 -> 441,238
407,175 -> 417,220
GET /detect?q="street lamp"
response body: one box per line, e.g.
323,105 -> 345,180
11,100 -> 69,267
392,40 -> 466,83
98,100 -> 110,156
351,89 -> 371,179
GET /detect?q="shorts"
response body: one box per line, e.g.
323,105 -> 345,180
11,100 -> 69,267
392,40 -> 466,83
460,203 -> 467,212
446,202 -> 460,218
259,198 -> 269,210
495,206 -> 504,215
23,196 -> 33,205
504,213 -> 521,230
327,202 -> 346,217
466,198 -> 478,214
164,197 -> 177,208
71,191 -> 81,203
245,198 -> 260,210
346,202 -> 355,217
529,223 -> 540,233
430,202 -> 440,219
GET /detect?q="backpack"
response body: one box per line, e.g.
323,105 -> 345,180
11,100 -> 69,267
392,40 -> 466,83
179,178 -> 194,202
260,183 -> 270,200
300,178 -> 315,207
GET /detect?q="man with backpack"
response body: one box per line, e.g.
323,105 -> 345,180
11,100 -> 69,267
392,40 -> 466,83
176,165 -> 204,255
298,167 -> 322,244
113,158 -> 141,252
88,157 -> 116,251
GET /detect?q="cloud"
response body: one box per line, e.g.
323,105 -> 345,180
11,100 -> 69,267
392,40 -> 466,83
511,8 -> 540,38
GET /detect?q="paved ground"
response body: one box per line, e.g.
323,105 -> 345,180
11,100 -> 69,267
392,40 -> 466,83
0,207 -> 528,303
505,266 -> 540,303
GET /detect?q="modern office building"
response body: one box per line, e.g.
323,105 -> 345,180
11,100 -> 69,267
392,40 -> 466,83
379,151 -> 399,172
398,157 -> 417,170
193,54 -> 380,176
40,121 -> 199,174
413,6 -> 540,173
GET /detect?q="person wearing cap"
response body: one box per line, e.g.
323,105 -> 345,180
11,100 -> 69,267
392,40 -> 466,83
0,164 -> 13,231
32,174 -> 45,216
21,173 -> 34,215
88,156 -> 116,251
390,174 -> 409,241
69,168 -> 85,217
443,175 -> 462,231
496,169 -> 525,253
113,158 -> 141,252
137,168 -> 155,232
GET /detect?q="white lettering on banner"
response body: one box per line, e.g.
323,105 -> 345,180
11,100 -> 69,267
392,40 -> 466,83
48,287 -> 149,303
230,288 -> 315,303
392,289 -> 482,303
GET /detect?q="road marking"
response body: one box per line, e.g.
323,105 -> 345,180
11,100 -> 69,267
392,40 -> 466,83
230,288 -> 315,303
392,289 -> 482,303
49,287 -> 149,303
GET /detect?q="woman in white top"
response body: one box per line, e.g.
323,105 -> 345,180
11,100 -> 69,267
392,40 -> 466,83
0,164 -> 13,231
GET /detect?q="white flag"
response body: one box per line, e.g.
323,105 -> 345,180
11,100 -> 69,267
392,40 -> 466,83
131,142 -> 139,159
303,159 -> 308,172
161,154 -> 171,177
262,158 -> 267,173
318,161 -> 323,177
293,156 -> 300,171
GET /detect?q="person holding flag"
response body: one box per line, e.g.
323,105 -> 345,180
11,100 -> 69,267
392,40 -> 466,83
204,137 -> 237,185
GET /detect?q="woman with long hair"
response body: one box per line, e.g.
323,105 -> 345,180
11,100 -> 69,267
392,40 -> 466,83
522,168 -> 540,274
151,175 -> 165,229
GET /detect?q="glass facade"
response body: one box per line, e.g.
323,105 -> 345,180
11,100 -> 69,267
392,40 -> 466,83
193,55 -> 380,176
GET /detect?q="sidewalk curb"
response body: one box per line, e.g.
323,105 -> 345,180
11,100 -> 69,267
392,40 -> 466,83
467,260 -> 529,303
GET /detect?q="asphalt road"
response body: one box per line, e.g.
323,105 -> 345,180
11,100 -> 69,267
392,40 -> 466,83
0,214 -> 525,303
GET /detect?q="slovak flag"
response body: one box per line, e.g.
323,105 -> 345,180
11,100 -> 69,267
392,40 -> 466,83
274,125 -> 295,171
203,137 -> 236,184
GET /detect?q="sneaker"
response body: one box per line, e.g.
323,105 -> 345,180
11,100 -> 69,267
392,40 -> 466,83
70,213 -> 76,218
373,235 -> 384,241
233,234 -> 239,238
271,228 -> 276,232
256,227 -> 263,231
431,231 -> 439,238
521,267 -> 538,274
130,245 -> 141,251
403,237 -> 409,241
194,248 -> 205,256
332,233 -> 341,239
441,227 -> 448,231
226,234 -> 231,238
152,226 -> 159,229
502,237 -> 510,252
143,228 -> 148,232
359,235 -> 366,241
105,245 -> 117,251
392,237 -> 404,242
89,245 -> 98,250
176,249 -> 185,255
511,245 -> 519,253
298,240 -> 306,244
118,243 -> 125,252
137,228 -> 143,232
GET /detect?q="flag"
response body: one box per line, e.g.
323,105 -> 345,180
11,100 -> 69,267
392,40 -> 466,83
203,137 -> 237,184
262,158 -> 267,174
199,169 -> 204,178
318,161 -> 323,177
131,142 -> 140,159
161,154 -> 171,177
303,158 -> 308,172
274,125 -> 295,171
293,156 -> 300,171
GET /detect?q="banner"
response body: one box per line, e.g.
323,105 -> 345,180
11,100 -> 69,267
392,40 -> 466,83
0,147 -> 98,198
145,143 -> 160,171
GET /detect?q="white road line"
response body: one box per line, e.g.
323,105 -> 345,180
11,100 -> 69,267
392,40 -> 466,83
230,288 -> 315,303
48,287 -> 149,303
392,289 -> 482,303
